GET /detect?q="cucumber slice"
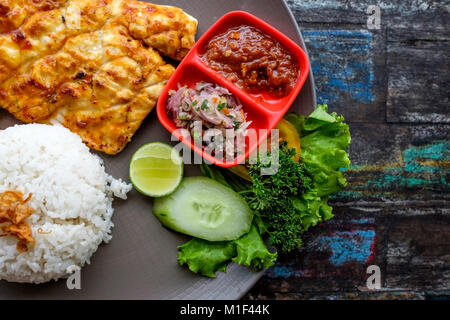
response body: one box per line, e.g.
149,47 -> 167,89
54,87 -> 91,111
153,177 -> 253,241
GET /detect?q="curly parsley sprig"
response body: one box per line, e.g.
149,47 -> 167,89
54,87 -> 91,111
242,143 -> 313,253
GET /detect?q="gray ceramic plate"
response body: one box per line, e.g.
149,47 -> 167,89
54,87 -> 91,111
0,0 -> 315,299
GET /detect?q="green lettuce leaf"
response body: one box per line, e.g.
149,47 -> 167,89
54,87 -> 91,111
177,239 -> 235,278
285,104 -> 350,232
287,104 -> 351,197
177,224 -> 276,278
292,192 -> 334,231
232,225 -> 277,270
284,112 -> 305,135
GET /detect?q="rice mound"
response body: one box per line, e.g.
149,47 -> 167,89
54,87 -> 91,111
0,124 -> 132,284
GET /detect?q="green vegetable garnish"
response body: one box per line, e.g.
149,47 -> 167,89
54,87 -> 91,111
178,104 -> 351,276
178,224 -> 277,278
153,177 -> 253,242
244,143 -> 312,253
296,104 -> 351,198
192,100 -> 198,106
200,100 -> 209,110
245,104 -> 350,252
217,103 -> 228,111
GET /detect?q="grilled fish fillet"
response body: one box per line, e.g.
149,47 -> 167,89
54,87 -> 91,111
0,0 -> 197,154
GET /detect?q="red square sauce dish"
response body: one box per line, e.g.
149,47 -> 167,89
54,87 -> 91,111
157,11 -> 310,167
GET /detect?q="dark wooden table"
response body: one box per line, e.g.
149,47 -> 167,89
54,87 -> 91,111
246,0 -> 450,300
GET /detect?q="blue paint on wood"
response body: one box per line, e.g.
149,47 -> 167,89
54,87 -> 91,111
266,265 -> 310,278
264,228 -> 376,279
303,30 -> 375,104
318,230 -> 375,266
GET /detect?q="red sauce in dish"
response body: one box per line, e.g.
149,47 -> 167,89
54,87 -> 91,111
201,25 -> 299,98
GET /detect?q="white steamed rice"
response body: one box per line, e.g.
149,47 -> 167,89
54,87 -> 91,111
0,124 -> 132,283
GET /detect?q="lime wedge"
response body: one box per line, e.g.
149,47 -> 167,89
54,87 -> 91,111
130,142 -> 184,197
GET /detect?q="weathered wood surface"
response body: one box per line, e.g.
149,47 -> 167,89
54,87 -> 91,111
245,0 -> 450,300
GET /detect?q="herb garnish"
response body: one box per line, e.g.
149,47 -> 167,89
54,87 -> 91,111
243,143 -> 312,252
217,103 -> 228,111
200,100 -> 209,110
